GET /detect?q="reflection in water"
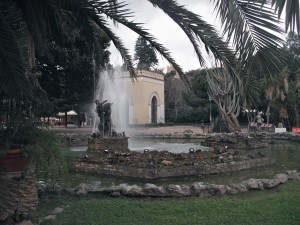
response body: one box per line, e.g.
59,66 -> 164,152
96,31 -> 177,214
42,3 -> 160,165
70,138 -> 209,152
67,141 -> 299,187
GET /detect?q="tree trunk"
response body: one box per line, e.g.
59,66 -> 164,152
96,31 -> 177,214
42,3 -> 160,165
0,169 -> 38,223
65,112 -> 68,127
207,68 -> 242,133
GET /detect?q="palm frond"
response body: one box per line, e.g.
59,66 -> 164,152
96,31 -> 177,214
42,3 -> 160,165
213,0 -> 285,72
92,0 -> 188,84
270,0 -> 300,33
241,69 -> 260,107
15,0 -> 51,56
0,2 -> 30,98
149,0 -> 237,71
88,19 -> 111,72
87,13 -> 136,78
90,0 -> 135,26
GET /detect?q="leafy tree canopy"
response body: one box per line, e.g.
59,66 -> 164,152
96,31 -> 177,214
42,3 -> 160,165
285,31 -> 300,57
134,36 -> 158,70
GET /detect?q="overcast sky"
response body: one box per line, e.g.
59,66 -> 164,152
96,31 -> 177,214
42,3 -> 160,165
108,0 -> 219,72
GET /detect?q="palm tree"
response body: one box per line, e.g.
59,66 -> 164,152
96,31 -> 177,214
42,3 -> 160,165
264,68 -> 289,125
0,0 -> 299,93
0,0 -> 299,222
0,0 -> 299,130
0,0 -> 299,214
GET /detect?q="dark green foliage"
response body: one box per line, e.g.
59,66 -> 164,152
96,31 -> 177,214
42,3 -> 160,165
165,69 -> 219,124
0,1 -> 30,98
1,0 -> 298,133
185,69 -> 209,106
36,42 -> 99,115
24,127 -> 66,177
164,72 -> 189,123
249,32 -> 300,129
0,126 -> 66,176
179,69 -> 217,123
285,31 -> 300,56
134,36 -> 158,70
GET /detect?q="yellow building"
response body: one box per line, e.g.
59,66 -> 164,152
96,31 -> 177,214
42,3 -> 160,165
116,69 -> 165,125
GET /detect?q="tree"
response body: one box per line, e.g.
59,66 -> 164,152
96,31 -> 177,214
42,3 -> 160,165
36,38 -> 109,122
185,70 -> 210,108
1,0 -> 296,95
134,36 -> 158,70
0,1 -> 299,221
184,69 -> 218,124
164,71 -> 189,122
243,33 -> 300,130
206,68 -> 242,132
262,32 -> 300,129
285,32 -> 300,56
0,0 -> 299,132
1,0 -> 300,222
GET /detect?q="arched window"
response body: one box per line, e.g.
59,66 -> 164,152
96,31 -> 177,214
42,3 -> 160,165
151,96 -> 157,123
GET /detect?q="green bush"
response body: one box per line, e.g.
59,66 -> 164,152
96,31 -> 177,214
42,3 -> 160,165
24,127 -> 66,178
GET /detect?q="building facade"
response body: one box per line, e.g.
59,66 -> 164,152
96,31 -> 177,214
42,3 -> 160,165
116,69 -> 165,125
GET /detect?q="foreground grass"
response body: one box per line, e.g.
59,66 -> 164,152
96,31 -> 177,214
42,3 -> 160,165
33,181 -> 300,225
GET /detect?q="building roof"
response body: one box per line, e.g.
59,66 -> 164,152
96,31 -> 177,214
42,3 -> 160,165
57,110 -> 78,116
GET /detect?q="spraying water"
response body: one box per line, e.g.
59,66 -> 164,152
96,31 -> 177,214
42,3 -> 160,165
92,67 -> 129,134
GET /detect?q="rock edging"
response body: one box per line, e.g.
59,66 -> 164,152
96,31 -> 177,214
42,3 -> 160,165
73,156 -> 275,179
38,170 -> 300,198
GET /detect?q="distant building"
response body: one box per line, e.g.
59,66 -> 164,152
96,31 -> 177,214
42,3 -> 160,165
166,65 -> 180,78
116,69 -> 165,125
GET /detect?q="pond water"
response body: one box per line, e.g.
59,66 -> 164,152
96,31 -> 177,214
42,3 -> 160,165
128,138 -> 210,153
63,139 -> 300,187
69,138 -> 209,153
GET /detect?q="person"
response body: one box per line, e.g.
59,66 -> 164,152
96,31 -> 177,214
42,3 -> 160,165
200,120 -> 205,133
256,111 -> 264,132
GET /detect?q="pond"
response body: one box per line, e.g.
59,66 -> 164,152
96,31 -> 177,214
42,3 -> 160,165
128,138 -> 210,153
61,139 -> 300,187
69,138 -> 209,153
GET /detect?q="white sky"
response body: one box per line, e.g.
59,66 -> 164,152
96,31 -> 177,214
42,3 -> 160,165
108,0 -> 218,72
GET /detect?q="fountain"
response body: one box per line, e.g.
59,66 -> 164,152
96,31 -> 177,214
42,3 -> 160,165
88,99 -> 129,152
87,68 -> 130,152
72,69 -> 275,180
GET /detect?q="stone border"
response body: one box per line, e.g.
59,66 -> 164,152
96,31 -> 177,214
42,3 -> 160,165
38,170 -> 300,198
72,156 -> 274,179
56,132 -> 300,147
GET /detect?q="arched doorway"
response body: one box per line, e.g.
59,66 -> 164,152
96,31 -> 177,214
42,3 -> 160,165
151,96 -> 157,123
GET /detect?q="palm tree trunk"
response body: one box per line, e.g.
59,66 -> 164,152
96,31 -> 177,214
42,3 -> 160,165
27,31 -> 35,70
266,104 -> 270,125
0,168 -> 38,223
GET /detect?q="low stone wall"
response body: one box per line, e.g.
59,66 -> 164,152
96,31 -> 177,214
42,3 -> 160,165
73,156 -> 274,179
201,133 -> 272,149
55,131 -> 300,148
38,170 -> 300,198
88,137 -> 129,151
0,168 -> 38,223
57,133 -> 90,146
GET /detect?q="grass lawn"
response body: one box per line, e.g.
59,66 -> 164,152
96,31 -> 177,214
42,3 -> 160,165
33,181 -> 300,225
